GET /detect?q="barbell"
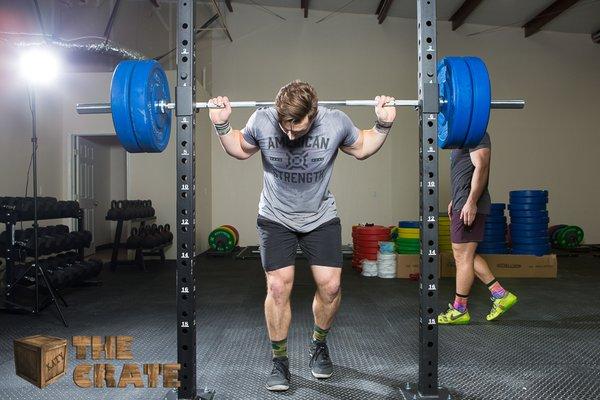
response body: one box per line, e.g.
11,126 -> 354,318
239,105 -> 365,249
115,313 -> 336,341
76,56 -> 524,153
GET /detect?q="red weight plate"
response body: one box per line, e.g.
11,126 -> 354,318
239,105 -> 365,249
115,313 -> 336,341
353,241 -> 380,249
354,225 -> 391,235
353,246 -> 379,253
352,233 -> 390,241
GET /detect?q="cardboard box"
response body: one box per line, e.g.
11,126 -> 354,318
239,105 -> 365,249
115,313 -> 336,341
396,253 -> 557,279
396,254 -> 420,278
441,252 -> 557,278
14,335 -> 67,388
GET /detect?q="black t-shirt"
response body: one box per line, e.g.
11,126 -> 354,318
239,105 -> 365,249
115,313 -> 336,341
450,133 -> 491,215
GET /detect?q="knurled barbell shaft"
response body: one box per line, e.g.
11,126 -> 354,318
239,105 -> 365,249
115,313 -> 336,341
76,99 -> 525,114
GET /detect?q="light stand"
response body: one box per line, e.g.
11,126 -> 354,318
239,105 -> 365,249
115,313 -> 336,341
1,47 -> 69,326
28,83 -> 68,326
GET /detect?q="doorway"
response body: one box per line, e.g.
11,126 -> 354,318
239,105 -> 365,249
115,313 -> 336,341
72,135 -> 127,256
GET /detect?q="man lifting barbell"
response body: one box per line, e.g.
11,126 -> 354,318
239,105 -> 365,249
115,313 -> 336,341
209,81 -> 396,392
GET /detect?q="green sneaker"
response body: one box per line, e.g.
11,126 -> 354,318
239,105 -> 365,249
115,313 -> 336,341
486,292 -> 518,321
438,304 -> 471,325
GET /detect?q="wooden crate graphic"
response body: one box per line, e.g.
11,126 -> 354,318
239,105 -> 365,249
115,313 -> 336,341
14,335 -> 68,388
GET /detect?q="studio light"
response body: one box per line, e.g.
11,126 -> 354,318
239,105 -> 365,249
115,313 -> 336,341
19,47 -> 60,86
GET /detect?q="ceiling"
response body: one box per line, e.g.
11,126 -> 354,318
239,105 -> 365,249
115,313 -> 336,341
230,0 -> 600,34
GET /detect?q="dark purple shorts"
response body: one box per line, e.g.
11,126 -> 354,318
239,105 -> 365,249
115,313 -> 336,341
450,211 -> 487,244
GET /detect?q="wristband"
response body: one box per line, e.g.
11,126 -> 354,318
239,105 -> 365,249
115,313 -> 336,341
214,121 -> 232,136
374,120 -> 393,135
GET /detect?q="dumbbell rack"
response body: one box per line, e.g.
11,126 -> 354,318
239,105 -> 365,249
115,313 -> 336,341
109,215 -> 159,271
0,207 -> 85,325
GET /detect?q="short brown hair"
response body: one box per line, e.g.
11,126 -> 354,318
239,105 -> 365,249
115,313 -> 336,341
275,80 -> 318,124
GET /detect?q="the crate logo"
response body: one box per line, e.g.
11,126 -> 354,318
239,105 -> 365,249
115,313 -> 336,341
14,334 -> 180,390
14,335 -> 68,388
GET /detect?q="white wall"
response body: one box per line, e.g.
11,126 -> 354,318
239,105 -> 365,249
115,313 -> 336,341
211,4 -> 600,245
60,70 -> 213,258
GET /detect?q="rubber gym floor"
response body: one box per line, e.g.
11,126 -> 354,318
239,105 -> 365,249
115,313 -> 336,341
0,254 -> 599,400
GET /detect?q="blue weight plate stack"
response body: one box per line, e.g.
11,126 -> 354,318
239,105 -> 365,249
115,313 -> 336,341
477,203 -> 508,254
509,190 -> 550,256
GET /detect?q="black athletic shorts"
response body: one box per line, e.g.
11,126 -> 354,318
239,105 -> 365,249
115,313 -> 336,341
256,215 -> 343,271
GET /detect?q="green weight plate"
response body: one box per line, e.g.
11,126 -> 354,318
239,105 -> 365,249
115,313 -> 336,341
556,226 -> 584,249
208,228 -> 235,252
220,225 -> 238,246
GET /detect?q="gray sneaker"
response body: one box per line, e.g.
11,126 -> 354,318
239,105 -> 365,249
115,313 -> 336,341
266,357 -> 290,391
309,341 -> 333,379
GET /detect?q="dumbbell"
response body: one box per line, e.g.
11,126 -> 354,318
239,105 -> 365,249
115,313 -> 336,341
87,259 -> 103,277
126,227 -> 142,249
62,251 -> 78,264
140,225 -> 157,248
164,224 -> 173,243
156,225 -> 166,245
106,200 -> 118,220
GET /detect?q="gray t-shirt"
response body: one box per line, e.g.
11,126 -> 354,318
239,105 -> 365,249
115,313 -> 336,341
242,106 -> 359,232
450,133 -> 491,215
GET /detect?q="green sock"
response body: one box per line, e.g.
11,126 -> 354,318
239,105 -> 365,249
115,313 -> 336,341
271,338 -> 288,359
312,325 -> 330,343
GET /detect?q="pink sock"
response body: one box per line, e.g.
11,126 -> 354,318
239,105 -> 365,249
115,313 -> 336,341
453,294 -> 468,313
487,279 -> 507,299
